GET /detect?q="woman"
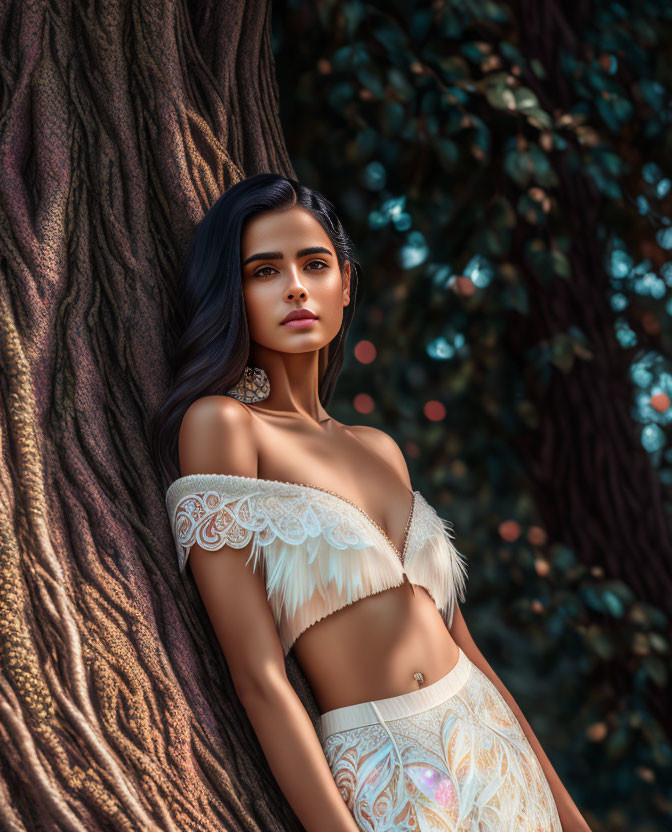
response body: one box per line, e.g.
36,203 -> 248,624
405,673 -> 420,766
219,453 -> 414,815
153,174 -> 589,831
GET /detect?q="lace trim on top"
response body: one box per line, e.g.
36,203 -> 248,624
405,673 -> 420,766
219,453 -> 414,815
165,474 -> 468,656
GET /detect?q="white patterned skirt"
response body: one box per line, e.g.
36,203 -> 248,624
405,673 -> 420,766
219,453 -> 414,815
319,647 -> 562,832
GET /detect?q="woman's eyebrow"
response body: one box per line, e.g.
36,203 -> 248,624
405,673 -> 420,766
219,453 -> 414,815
242,246 -> 333,267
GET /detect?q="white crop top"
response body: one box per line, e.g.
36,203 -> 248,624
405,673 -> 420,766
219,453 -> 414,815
165,474 -> 468,657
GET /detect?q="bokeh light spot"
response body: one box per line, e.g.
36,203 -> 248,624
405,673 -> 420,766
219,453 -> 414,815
452,276 -> 477,296
641,312 -> 661,335
427,337 -> 454,359
650,393 -> 670,413
424,400 -> 446,421
657,178 -> 671,198
527,526 -> 548,546
499,520 -> 521,542
464,254 -> 494,287
534,558 -> 551,577
353,393 -> 375,415
363,161 -> 386,191
642,423 -> 665,452
587,722 -> 608,742
354,340 -> 377,364
405,440 -> 421,459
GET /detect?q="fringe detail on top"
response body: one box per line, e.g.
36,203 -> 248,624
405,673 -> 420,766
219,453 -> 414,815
403,492 -> 468,630
277,569 -> 407,656
165,474 -> 468,653
266,536 -> 406,655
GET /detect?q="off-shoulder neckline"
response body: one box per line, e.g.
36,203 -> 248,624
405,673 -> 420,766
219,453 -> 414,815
167,472 -> 417,562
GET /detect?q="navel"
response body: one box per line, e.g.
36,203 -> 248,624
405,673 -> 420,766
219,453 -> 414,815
413,671 -> 425,687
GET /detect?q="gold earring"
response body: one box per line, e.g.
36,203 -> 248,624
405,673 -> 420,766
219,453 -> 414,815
225,366 -> 270,403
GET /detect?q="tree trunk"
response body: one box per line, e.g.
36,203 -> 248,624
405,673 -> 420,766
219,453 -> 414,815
0,1 -> 309,829
507,0 -> 672,612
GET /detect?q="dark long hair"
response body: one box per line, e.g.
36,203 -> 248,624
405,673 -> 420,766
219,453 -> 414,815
150,173 -> 361,488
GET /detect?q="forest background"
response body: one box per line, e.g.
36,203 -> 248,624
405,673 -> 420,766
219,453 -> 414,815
271,2 -> 672,829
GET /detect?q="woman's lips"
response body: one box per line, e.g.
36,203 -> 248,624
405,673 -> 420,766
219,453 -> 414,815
281,317 -> 318,329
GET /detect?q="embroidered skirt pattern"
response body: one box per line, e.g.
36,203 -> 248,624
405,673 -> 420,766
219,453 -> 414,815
319,648 -> 562,832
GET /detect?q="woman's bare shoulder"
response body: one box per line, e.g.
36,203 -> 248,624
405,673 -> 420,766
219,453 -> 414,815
178,395 -> 257,478
346,424 -> 411,487
347,422 -> 395,448
183,394 -> 252,424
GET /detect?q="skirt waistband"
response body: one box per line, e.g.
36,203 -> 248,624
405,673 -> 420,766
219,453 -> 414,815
319,647 -> 471,741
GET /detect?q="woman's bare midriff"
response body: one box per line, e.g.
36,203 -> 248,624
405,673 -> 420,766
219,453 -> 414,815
239,401 -> 461,715
293,579 -> 460,714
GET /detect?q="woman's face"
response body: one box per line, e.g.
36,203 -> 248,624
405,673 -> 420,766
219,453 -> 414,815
240,206 -> 350,355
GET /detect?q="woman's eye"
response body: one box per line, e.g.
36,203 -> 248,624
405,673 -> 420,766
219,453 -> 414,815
254,266 -> 275,277
253,261 -> 327,278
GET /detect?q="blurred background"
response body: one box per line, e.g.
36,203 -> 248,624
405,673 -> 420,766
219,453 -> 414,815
271,2 -> 672,829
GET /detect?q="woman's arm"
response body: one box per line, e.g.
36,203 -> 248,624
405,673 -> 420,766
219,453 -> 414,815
178,397 -> 359,832
449,605 -> 591,832
237,671 -> 360,832
192,545 -> 359,832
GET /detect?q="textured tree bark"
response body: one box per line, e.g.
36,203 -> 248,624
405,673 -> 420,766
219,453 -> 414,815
507,0 -> 672,613
0,1 -> 311,829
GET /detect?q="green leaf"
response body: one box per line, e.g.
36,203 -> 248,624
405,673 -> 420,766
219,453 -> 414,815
550,333 -> 575,372
551,545 -> 577,571
643,656 -> 668,687
380,100 -> 405,132
514,87 -> 540,110
357,65 -> 386,98
586,627 -> 615,660
434,138 -> 459,169
602,591 -> 624,617
525,108 -> 553,129
649,633 -> 669,653
552,250 -> 571,279
483,72 -> 514,110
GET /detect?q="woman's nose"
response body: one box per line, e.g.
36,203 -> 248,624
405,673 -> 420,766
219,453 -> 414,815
284,266 -> 308,299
